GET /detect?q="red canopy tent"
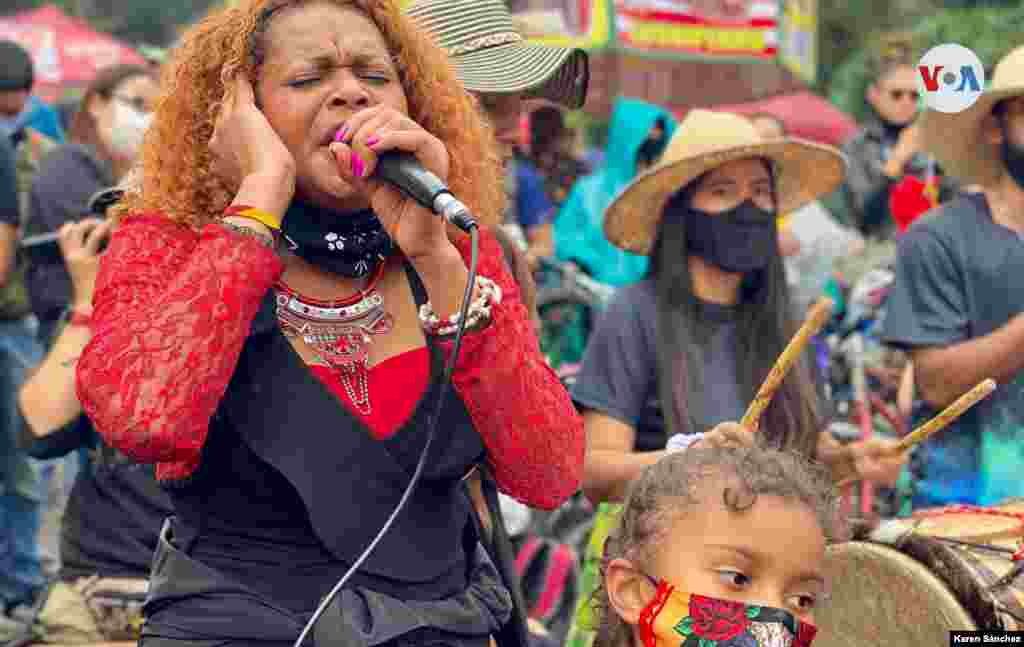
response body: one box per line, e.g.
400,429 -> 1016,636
0,5 -> 146,102
701,91 -> 859,147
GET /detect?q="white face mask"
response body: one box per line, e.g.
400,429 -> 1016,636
107,100 -> 153,158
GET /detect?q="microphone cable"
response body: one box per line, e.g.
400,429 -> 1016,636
292,220 -> 481,647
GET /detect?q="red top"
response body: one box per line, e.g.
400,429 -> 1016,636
308,348 -> 430,440
75,216 -> 583,510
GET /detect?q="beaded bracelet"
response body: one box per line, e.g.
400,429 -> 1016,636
419,276 -> 502,337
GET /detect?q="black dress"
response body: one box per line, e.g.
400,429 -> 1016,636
139,267 -> 513,647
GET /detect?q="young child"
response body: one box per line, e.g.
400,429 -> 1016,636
595,446 -> 844,647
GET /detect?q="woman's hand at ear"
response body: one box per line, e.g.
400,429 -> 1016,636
210,76 -> 296,219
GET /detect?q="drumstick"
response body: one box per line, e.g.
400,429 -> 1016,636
835,379 -> 997,488
887,378 -> 996,455
741,297 -> 834,432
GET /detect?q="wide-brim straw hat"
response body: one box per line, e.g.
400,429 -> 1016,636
604,110 -> 847,256
405,0 -> 589,109
920,45 -> 1024,187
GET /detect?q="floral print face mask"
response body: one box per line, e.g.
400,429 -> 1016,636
638,578 -> 817,647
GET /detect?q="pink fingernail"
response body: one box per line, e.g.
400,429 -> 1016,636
367,135 -> 379,147
334,125 -> 348,142
352,154 -> 364,178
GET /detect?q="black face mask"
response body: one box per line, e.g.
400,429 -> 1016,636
1001,137 -> 1024,191
680,199 -> 778,274
280,202 -> 392,279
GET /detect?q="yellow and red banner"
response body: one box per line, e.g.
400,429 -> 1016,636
614,0 -> 779,60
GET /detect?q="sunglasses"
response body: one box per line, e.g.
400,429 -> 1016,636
888,89 -> 920,102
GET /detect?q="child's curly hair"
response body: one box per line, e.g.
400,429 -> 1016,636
118,0 -> 505,233
593,446 -> 846,647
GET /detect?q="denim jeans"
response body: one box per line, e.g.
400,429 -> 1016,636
0,316 -> 46,608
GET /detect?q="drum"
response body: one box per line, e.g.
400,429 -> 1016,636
815,501 -> 1024,647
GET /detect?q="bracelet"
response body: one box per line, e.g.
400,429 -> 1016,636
224,205 -> 282,231
419,276 -> 502,337
219,221 -> 278,252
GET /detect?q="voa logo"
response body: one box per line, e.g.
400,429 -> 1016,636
917,44 -> 985,113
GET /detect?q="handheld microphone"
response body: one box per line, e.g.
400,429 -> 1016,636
372,151 -> 477,232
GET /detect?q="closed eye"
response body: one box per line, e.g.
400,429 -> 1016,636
289,77 -> 320,88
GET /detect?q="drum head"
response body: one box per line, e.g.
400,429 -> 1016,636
911,513 -> 1023,542
815,542 -> 976,647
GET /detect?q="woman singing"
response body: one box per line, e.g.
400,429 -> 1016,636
74,1 -> 584,646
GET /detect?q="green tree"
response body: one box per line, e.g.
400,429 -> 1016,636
829,4 -> 1024,122
817,0 -> 941,93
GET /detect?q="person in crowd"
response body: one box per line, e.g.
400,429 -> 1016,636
748,113 -> 864,315
554,98 -> 676,287
0,119 -> 40,640
28,64 -> 157,346
18,212 -> 172,646
406,0 -> 589,272
504,145 -> 556,268
0,135 -> 18,305
833,33 -> 958,241
596,446 -> 839,647
574,108 -> 906,505
563,109 -> 905,647
18,66 -> 156,593
881,45 -> 1024,508
0,41 -> 53,637
0,41 -> 64,144
74,3 -> 584,647
528,105 -> 590,212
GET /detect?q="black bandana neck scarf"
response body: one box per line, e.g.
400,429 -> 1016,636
280,201 -> 393,279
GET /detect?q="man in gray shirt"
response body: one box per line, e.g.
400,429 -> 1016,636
881,46 -> 1024,508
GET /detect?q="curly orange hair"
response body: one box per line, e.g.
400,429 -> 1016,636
119,0 -> 505,234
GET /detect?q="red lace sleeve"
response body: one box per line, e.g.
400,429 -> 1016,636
76,215 -> 284,477
438,228 -> 584,510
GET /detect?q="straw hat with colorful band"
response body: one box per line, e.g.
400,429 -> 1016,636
919,45 -> 1024,188
404,0 -> 589,110
604,110 -> 847,256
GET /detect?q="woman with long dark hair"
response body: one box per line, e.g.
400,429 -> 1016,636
575,110 -> 908,503
563,110 -> 907,647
